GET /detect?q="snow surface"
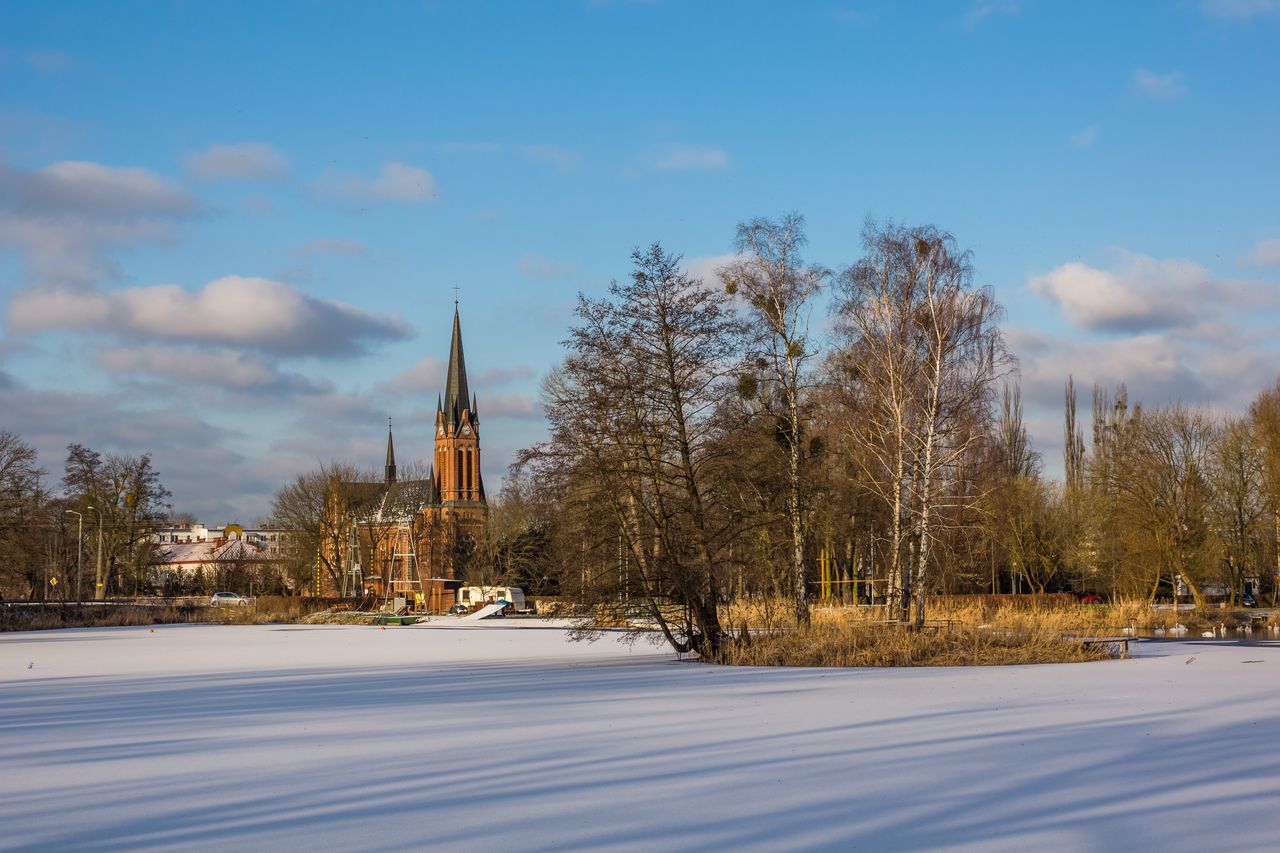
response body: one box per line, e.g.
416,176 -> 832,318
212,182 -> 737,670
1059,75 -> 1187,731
2,623 -> 1278,852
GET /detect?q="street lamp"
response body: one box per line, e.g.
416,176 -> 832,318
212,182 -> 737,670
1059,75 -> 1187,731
66,510 -> 84,602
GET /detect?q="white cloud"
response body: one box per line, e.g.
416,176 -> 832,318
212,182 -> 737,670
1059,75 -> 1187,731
382,356 -> 446,394
1249,237 -> 1280,267
97,345 -> 329,393
314,162 -> 437,203
1,159 -> 195,218
1069,124 -> 1100,150
0,214 -> 180,288
473,365 -> 536,388
1200,0 -> 1280,20
478,392 -> 540,420
649,145 -> 730,172
682,253 -> 742,288
1011,317 -> 1280,421
1028,252 -> 1272,333
964,1 -> 1020,28
517,251 -> 577,278
184,142 -> 290,181
7,275 -> 413,357
1131,69 -> 1186,100
0,159 -> 196,287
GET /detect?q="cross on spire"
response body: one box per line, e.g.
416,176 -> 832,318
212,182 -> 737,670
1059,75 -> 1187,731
452,285 -> 460,306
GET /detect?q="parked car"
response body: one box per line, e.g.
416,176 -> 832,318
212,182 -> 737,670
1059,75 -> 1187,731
210,592 -> 251,607
448,603 -> 470,615
1075,592 -> 1103,604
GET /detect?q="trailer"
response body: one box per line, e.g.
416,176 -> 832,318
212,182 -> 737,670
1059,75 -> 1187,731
456,586 -> 531,614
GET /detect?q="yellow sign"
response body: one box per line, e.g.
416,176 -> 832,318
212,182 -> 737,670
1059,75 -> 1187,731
50,577 -> 58,586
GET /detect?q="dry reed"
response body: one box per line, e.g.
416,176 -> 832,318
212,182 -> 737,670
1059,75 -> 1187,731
714,623 -> 1115,667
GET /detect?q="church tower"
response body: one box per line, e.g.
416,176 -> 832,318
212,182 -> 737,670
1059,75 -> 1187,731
384,422 -> 397,485
434,307 -> 484,504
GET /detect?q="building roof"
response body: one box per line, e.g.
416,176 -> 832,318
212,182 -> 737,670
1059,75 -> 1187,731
344,477 -> 439,523
385,424 -> 397,484
443,307 -> 470,427
154,538 -> 265,566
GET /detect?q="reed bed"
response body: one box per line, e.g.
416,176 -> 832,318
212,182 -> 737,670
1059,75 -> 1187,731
714,623 -> 1115,668
0,595 -> 337,632
723,595 -> 1232,635
0,603 -> 210,632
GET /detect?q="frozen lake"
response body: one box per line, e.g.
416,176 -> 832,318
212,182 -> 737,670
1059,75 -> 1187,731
2,623 -> 1278,851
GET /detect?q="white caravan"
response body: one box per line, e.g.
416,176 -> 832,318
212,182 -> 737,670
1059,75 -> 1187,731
456,585 -> 530,613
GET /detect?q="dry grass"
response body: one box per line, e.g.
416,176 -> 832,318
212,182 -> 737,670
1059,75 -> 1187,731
0,603 -> 210,632
724,595 -> 1238,636
300,610 -> 378,625
0,595 -> 339,632
714,623 -> 1115,667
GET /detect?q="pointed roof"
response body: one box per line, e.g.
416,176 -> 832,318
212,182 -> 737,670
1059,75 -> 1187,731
443,307 -> 471,425
384,423 -> 397,484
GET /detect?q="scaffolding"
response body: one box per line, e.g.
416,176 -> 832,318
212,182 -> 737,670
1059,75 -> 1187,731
380,524 -> 424,613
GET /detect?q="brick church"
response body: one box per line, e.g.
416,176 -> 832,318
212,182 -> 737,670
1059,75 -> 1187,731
316,306 -> 487,609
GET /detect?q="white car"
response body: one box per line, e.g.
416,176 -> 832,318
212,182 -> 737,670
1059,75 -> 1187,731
210,592 -> 251,607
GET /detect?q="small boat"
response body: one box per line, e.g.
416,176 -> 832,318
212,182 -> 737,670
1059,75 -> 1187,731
375,614 -> 425,626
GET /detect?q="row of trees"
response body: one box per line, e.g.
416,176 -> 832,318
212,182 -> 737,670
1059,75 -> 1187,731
510,217 -> 1010,655
0,434 -> 171,600
498,215 -> 1280,656
1028,379 -> 1280,606
1,432 -> 307,600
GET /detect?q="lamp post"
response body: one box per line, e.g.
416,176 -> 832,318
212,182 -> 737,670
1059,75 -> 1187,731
66,510 -> 84,602
87,505 -> 104,601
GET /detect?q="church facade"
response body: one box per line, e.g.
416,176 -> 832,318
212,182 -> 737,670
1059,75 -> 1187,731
315,307 -> 487,609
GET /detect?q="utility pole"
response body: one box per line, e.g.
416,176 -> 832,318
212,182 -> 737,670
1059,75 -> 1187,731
66,510 -> 84,602
89,505 -> 104,600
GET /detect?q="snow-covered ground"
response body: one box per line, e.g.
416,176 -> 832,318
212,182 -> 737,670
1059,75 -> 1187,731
2,622 -> 1278,852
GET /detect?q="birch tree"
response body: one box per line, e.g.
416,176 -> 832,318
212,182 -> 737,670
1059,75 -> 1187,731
717,213 -> 827,627
833,221 -> 1007,626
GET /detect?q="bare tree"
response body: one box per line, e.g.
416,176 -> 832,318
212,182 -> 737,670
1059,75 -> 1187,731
1001,477 -> 1065,594
717,213 -> 827,627
1209,416 -> 1267,605
525,243 -> 746,656
0,432 -> 49,598
1249,379 -> 1280,605
269,461 -> 364,596
63,444 -> 170,599
833,221 -> 1008,626
1104,405 -> 1216,604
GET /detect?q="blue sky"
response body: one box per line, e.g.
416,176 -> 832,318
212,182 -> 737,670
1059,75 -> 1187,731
3,0 -> 1279,520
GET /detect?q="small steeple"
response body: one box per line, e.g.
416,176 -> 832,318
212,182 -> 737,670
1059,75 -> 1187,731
471,392 -> 479,424
442,305 -> 471,426
384,418 -> 397,484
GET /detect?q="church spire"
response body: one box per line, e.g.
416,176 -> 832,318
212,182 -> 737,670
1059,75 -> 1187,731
384,419 -> 397,484
443,305 -> 470,426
